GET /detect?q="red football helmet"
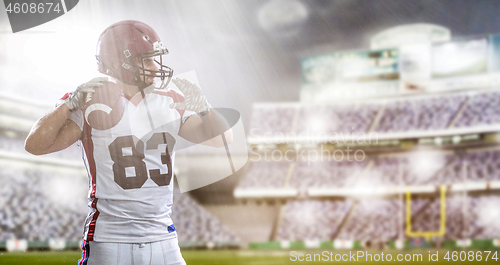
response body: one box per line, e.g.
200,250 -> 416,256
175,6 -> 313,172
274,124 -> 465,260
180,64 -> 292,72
96,20 -> 173,89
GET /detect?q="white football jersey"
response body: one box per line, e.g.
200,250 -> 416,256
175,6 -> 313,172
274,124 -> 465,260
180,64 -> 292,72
65,85 -> 194,243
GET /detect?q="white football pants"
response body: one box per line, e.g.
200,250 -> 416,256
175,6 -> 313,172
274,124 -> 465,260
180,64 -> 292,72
79,237 -> 186,265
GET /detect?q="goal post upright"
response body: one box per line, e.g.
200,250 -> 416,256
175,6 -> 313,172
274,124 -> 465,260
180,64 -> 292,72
406,186 -> 447,241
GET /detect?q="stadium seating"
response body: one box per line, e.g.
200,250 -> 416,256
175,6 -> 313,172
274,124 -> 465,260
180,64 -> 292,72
250,105 -> 296,136
288,160 -> 368,188
237,146 -> 500,242
376,95 -> 467,132
337,199 -> 402,241
172,190 -> 239,245
271,195 -> 500,242
454,91 -> 500,128
0,168 -> 86,241
249,89 -> 500,138
276,200 -> 353,241
238,148 -> 500,190
237,160 -> 290,189
467,195 -> 500,239
296,103 -> 379,135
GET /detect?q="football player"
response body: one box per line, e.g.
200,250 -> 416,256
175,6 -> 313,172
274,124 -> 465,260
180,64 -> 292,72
25,20 -> 232,265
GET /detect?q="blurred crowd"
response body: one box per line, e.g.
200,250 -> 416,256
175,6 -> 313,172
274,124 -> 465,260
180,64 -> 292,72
250,89 -> 500,137
239,149 -> 500,189
275,196 -> 500,242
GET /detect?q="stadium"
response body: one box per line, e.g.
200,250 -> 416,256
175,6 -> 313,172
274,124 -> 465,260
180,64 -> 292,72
1,0 -> 500,264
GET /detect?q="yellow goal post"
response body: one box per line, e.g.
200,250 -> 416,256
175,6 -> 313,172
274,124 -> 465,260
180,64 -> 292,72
406,186 -> 447,241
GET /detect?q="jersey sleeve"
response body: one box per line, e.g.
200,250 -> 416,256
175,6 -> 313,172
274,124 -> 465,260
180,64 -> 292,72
57,93 -> 84,131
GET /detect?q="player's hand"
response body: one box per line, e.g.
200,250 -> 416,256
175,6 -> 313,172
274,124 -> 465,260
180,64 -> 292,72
65,77 -> 108,112
169,78 -> 210,113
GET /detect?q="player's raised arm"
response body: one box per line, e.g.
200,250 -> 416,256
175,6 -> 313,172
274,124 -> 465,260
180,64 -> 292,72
171,78 -> 233,147
24,78 -> 106,155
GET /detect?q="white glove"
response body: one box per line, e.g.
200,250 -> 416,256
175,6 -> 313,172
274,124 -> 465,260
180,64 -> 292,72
169,78 -> 210,113
65,77 -> 108,112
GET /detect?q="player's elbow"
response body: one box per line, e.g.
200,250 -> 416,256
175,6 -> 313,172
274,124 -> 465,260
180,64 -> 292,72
24,136 -> 48,156
25,141 -> 41,155
25,141 -> 38,155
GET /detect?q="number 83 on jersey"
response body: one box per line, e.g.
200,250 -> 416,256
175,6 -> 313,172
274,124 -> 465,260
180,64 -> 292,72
108,132 -> 176,190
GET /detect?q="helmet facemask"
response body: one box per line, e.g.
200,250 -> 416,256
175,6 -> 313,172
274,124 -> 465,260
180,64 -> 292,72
129,41 -> 173,90
134,55 -> 173,90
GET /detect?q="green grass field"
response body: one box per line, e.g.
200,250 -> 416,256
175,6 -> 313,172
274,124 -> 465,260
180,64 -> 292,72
0,249 -> 499,265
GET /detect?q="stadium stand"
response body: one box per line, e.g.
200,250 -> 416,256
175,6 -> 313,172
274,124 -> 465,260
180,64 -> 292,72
288,160 -> 367,188
468,195 -> 500,239
0,168 -> 86,242
454,91 -> 500,128
230,29 -> 500,250
238,148 -> 500,190
464,149 -> 500,182
172,189 -> 239,246
265,195 -> 500,242
336,199 -> 402,242
238,144 -> 500,244
276,200 -> 353,241
375,94 -> 467,132
237,160 -> 290,189
249,105 -> 296,136
249,89 -> 500,141
296,103 -> 379,134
